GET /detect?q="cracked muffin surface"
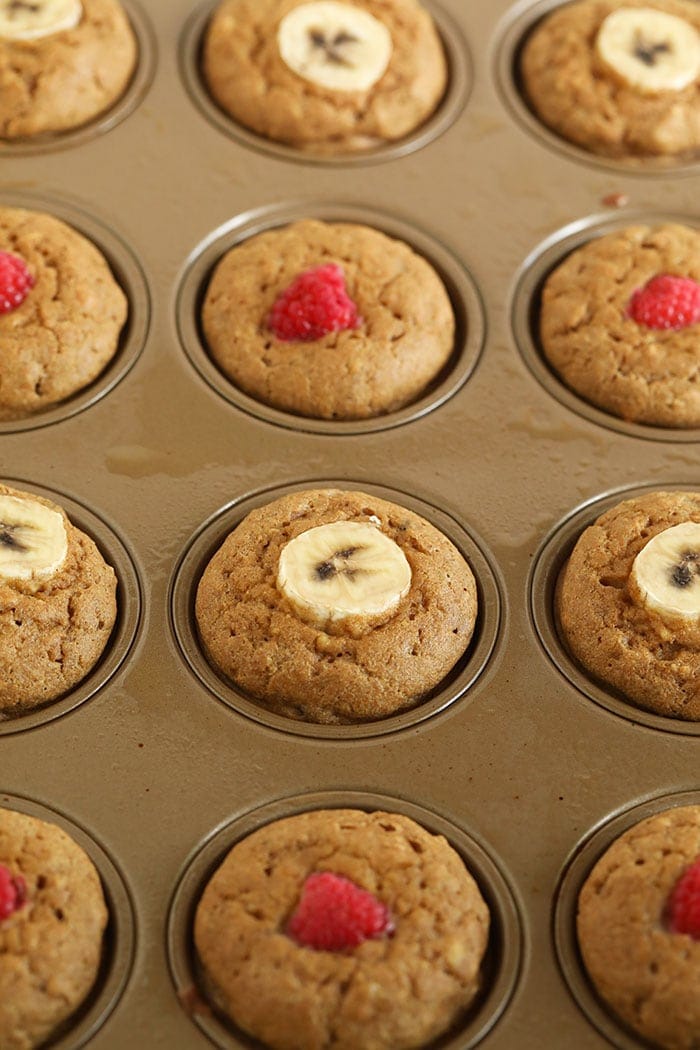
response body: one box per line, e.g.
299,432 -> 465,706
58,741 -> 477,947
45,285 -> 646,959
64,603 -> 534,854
201,220 -> 455,421
0,0 -> 137,140
202,0 -> 447,153
520,0 -> 700,159
195,488 -> 477,723
0,806 -> 108,1050
539,223 -> 700,427
577,804 -> 700,1049
194,808 -> 490,1050
0,482 -> 117,715
557,490 -> 700,720
0,206 -> 127,419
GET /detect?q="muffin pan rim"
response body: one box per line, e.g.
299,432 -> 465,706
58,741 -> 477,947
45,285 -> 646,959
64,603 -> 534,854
529,479 -> 700,737
0,189 -> 151,434
175,198 -> 485,435
179,0 -> 471,168
0,476 -> 144,736
511,208 -> 700,444
169,476 -> 504,741
0,0 -> 157,158
166,788 -> 524,1050
552,787 -> 700,1050
494,0 -> 700,178
0,790 -> 137,1050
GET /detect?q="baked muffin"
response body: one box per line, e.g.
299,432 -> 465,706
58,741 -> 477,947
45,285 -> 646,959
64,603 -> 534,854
557,490 -> 700,720
202,0 -> 447,153
577,803 -> 700,1048
539,223 -> 700,427
195,488 -> 477,723
0,482 -> 117,716
194,807 -> 490,1050
0,0 -> 137,140
0,205 -> 128,420
0,806 -> 109,1050
201,219 -> 455,421
521,0 -> 700,159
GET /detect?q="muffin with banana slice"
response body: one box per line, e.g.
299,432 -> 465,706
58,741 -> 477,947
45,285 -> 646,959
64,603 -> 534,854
201,219 -> 455,421
577,803 -> 700,1048
194,808 -> 490,1050
0,0 -> 137,139
0,205 -> 128,419
539,222 -> 700,428
195,488 -> 477,723
521,0 -> 700,159
0,806 -> 109,1050
0,482 -> 117,716
202,0 -> 447,152
557,490 -> 700,720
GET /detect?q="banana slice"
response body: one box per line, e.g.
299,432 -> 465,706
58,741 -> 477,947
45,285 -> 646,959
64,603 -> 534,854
0,494 -> 67,582
596,8 -> 700,95
0,0 -> 82,42
277,1 -> 392,93
277,520 -> 411,632
630,521 -> 700,619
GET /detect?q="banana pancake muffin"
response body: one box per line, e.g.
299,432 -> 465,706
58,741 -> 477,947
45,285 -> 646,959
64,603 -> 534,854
539,222 -> 700,428
195,488 -> 477,723
0,806 -> 108,1050
521,0 -> 700,159
557,490 -> 700,720
577,803 -> 700,1048
0,0 -> 137,139
194,807 -> 490,1050
0,205 -> 128,420
202,0 -> 447,153
201,219 -> 455,421
0,482 -> 117,716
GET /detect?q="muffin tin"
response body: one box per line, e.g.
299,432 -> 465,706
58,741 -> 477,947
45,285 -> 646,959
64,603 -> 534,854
1,0 -> 699,1047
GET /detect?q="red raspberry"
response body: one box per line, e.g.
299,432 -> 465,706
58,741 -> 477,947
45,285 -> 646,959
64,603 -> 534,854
0,250 -> 34,314
287,871 -> 394,951
0,863 -> 26,920
268,263 -> 360,342
628,274 -> 700,330
666,857 -> 700,940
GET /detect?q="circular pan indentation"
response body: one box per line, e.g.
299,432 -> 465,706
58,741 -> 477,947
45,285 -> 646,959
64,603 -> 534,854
170,479 -> 502,740
495,0 -> 700,176
0,791 -> 136,1049
553,788 -> 700,1049
167,790 -> 522,1050
179,0 -> 470,167
530,480 -> 700,736
177,201 -> 485,435
0,477 -> 143,735
512,210 -> 700,443
0,191 -> 150,433
0,0 -> 156,157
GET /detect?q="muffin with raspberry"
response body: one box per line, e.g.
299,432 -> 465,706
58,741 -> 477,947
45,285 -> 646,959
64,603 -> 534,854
539,223 -> 700,427
0,205 -> 127,420
194,807 -> 490,1050
201,219 -> 455,420
194,487 -> 477,724
521,0 -> 700,159
577,803 -> 700,1048
0,481 -> 117,716
0,0 -> 137,139
202,0 -> 447,153
0,806 -> 108,1050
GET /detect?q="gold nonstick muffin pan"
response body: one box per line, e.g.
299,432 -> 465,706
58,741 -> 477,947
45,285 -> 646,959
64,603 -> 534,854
1,0 -> 699,1047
